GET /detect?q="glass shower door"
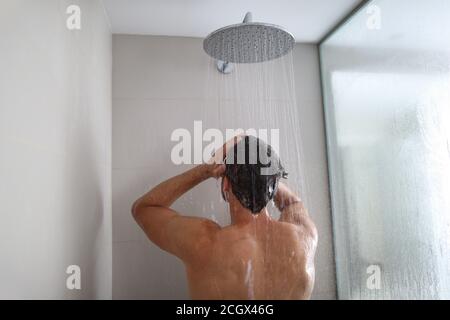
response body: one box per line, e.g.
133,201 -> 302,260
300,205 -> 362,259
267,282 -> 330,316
320,0 -> 450,299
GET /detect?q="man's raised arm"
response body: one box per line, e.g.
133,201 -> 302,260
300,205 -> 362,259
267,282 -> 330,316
275,182 -> 317,239
131,164 -> 223,260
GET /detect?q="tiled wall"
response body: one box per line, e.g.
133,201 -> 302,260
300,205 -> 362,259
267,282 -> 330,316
112,35 -> 336,299
0,0 -> 112,299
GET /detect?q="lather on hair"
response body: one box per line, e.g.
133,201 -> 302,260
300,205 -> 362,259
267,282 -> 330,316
224,136 -> 287,214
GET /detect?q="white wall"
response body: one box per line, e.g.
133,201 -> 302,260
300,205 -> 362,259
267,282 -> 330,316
112,35 -> 336,299
0,0 -> 112,299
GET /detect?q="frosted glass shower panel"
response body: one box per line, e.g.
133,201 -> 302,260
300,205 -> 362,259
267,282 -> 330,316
320,0 -> 450,299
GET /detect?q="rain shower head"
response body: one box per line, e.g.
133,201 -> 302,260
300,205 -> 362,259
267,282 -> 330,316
203,12 -> 295,64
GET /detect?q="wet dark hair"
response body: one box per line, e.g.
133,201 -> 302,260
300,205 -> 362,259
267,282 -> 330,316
223,135 -> 288,214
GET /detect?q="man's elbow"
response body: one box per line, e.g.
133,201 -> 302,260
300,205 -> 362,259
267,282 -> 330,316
305,220 -> 318,244
131,200 -> 144,220
131,201 -> 160,221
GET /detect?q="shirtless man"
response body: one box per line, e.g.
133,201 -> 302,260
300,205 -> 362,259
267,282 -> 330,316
132,135 -> 317,299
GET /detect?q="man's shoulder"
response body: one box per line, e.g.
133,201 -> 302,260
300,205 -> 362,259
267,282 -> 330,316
275,219 -> 317,240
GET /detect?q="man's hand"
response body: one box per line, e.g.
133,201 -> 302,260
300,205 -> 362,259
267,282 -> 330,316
207,135 -> 243,165
206,134 -> 243,179
207,163 -> 226,179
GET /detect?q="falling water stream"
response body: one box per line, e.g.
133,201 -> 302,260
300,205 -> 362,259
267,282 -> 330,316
202,51 -> 310,218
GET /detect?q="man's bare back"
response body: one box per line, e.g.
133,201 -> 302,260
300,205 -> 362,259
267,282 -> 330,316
132,136 -> 317,300
185,216 -> 316,299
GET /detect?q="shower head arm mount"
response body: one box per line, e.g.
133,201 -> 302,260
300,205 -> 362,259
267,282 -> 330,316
243,12 -> 252,23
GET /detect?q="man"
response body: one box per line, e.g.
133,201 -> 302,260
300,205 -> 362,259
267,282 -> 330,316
132,135 -> 317,299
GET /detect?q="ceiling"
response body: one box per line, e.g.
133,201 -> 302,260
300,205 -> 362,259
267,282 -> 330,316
102,0 -> 364,43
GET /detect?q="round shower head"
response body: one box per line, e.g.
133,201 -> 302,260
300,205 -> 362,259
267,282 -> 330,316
203,13 -> 295,64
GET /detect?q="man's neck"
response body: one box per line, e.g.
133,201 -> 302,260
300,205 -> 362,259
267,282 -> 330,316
229,204 -> 270,225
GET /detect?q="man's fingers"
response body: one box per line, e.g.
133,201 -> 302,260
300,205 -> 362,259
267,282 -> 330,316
221,135 -> 243,160
209,135 -> 244,164
212,164 -> 226,179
